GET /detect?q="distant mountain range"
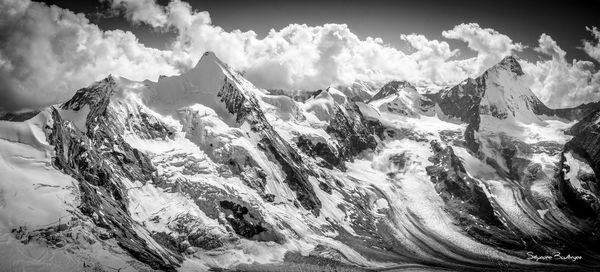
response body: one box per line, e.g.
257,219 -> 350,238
1,52 -> 599,271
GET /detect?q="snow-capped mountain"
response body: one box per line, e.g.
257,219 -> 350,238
335,80 -> 380,102
368,80 -> 436,117
1,52 -> 599,272
267,80 -> 380,104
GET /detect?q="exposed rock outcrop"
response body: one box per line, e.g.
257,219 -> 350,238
369,81 -> 415,102
558,110 -> 600,223
327,102 -> 379,163
218,78 -> 323,215
5,52 -> 600,272
48,77 -> 182,271
426,141 -> 502,226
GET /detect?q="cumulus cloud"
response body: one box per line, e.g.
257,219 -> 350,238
107,0 -> 169,28
522,33 -> 600,108
583,26 -> 600,61
400,34 -> 474,84
1,0 -> 597,111
106,0 -> 424,89
443,23 -> 524,73
102,0 -> 487,89
0,0 -> 184,111
534,33 -> 566,60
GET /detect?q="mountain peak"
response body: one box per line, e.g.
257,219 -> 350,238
333,80 -> 378,102
191,51 -> 224,71
202,51 -> 217,58
385,80 -> 415,90
61,75 -> 117,112
490,55 -> 524,76
473,56 -> 547,122
150,50 -> 263,123
369,80 -> 416,102
200,51 -> 218,63
434,55 -> 547,124
307,87 -> 347,105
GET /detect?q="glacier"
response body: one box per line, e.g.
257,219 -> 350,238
0,52 -> 599,271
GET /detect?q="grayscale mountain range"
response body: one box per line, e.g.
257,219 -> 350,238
1,0 -> 600,271
2,51 -> 600,271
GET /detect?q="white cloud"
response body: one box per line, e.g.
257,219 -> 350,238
442,23 -> 524,73
401,34 -> 458,61
107,0 -> 169,28
583,26 -> 600,61
101,0 -> 478,89
0,0 -> 184,111
522,33 -> 600,108
535,33 -> 566,60
1,0 -> 598,111
400,34 -> 471,84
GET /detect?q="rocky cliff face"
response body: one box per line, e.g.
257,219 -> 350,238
427,76 -> 486,152
426,141 -> 501,226
429,56 -> 600,160
368,81 -> 415,102
558,110 -> 600,226
48,77 -> 182,271
2,53 -> 600,272
218,76 -> 323,215
566,110 -> 600,174
428,77 -> 486,122
326,102 -> 380,166
335,80 -> 378,102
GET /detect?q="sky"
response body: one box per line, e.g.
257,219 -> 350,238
37,0 -> 600,62
1,0 -> 600,111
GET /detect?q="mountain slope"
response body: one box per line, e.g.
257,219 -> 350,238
559,110 -> 600,222
1,53 -> 600,272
